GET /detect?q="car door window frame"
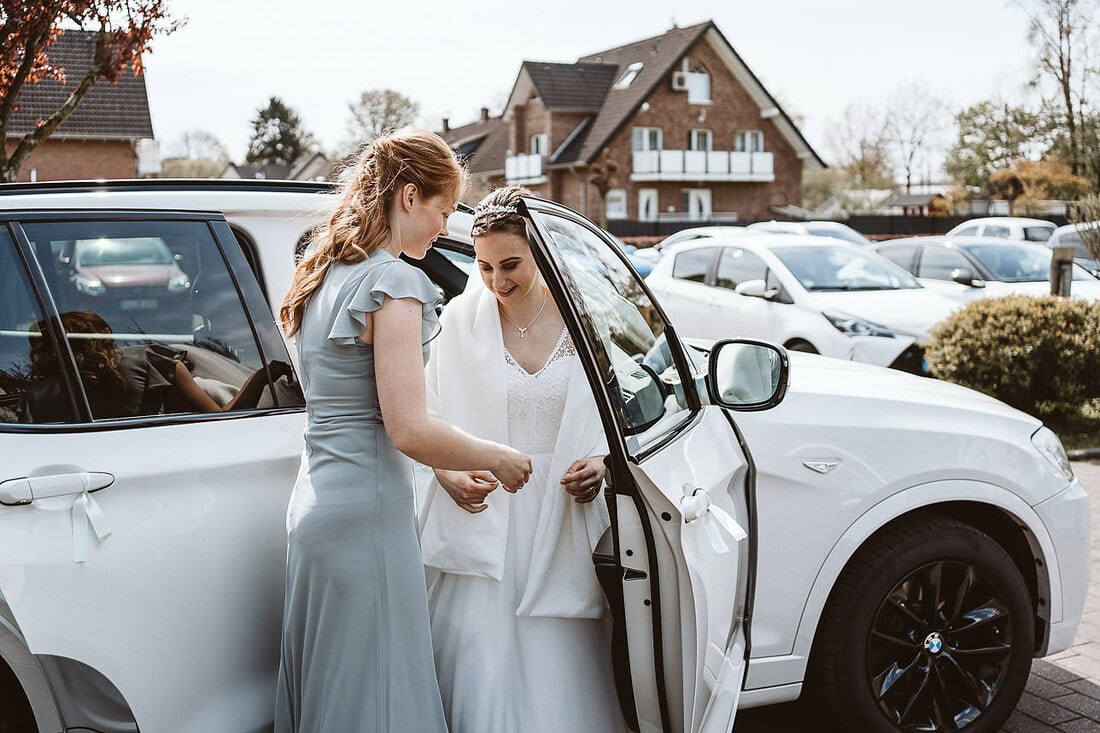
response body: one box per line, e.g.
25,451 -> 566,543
1,210 -> 303,433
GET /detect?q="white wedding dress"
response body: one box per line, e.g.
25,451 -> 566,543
428,328 -> 626,733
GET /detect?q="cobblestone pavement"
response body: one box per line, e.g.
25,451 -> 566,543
734,460 -> 1100,732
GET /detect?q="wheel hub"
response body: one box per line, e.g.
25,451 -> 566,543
922,632 -> 944,655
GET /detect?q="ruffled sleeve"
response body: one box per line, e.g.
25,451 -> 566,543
327,259 -> 442,347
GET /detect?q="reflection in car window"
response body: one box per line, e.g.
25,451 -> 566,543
772,246 -> 921,291
715,247 -> 768,290
530,212 -> 692,452
918,246 -> 972,280
959,243 -> 1095,282
876,244 -> 918,272
0,229 -> 75,424
672,247 -> 715,283
19,220 -> 302,421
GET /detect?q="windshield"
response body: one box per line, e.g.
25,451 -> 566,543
76,237 -> 174,267
771,245 -> 921,291
961,243 -> 1095,281
806,226 -> 870,246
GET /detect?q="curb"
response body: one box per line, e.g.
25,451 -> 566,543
1068,448 -> 1100,460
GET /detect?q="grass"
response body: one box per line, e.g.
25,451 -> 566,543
1045,399 -> 1100,454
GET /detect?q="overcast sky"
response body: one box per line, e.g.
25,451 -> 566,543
143,0 -> 1040,167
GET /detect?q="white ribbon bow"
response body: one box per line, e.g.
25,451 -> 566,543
72,485 -> 112,564
680,484 -> 747,555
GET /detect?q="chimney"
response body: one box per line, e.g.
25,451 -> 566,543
442,118 -> 450,133
480,107 -> 490,122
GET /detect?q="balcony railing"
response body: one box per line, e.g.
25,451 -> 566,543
631,150 -> 774,182
505,153 -> 546,184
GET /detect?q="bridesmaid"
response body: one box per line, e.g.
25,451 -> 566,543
274,129 -> 531,732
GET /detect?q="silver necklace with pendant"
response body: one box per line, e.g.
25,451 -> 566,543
499,293 -> 547,338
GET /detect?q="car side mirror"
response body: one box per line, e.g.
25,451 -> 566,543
708,339 -> 789,411
950,268 -> 985,288
734,279 -> 778,299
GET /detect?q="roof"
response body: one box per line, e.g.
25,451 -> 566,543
7,30 -> 154,140
441,116 -> 508,175
888,192 -> 946,207
520,61 -> 618,112
222,163 -> 294,180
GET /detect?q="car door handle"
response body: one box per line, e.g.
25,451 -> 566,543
0,472 -> 114,506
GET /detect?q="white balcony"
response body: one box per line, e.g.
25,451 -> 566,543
631,150 -> 774,182
505,153 -> 546,184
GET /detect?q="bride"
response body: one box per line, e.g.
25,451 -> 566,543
419,186 -> 626,732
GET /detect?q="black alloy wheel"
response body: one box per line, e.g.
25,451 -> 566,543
809,515 -> 1034,733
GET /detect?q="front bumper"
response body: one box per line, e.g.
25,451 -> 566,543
1034,478 -> 1090,655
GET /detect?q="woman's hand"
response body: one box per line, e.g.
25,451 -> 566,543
561,456 -> 606,504
490,444 -> 532,494
435,469 -> 500,514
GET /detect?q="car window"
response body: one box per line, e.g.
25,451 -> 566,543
671,247 -> 715,283
876,244 -> 918,272
917,246 -> 971,280
715,247 -> 768,290
1024,226 -> 1054,242
530,211 -> 693,452
983,225 -> 1011,238
0,228 -> 77,424
19,219 -> 302,422
771,246 -> 920,291
955,226 -> 979,236
960,243 -> 1094,282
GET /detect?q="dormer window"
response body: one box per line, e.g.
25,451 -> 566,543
614,62 -> 644,90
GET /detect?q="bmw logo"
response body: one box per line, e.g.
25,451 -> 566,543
924,633 -> 944,655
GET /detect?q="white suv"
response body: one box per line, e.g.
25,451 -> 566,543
0,180 -> 1088,733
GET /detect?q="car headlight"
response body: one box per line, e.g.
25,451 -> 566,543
167,274 -> 192,292
74,275 -> 106,296
1032,426 -> 1074,481
823,311 -> 895,338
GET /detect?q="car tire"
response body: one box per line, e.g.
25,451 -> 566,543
808,514 -> 1033,733
785,339 -> 818,354
0,659 -> 37,733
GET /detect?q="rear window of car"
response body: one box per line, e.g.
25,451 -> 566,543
1024,226 -> 1054,242
672,248 -> 715,283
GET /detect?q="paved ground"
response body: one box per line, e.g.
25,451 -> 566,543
734,460 -> 1100,732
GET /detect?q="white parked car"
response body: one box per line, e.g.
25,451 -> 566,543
0,181 -> 1088,733
747,219 -> 874,246
646,235 -> 960,372
946,216 -> 1056,242
1047,221 -> 1100,277
874,235 -> 1100,303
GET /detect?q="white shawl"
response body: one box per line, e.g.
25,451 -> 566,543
418,274 -> 610,618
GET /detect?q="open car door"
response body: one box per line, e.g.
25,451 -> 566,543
522,198 -> 753,733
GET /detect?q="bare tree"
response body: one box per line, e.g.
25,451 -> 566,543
344,89 -> 419,153
886,81 -> 947,193
1019,0 -> 1099,177
1070,193 -> 1100,260
169,129 -> 228,161
827,103 -> 896,190
587,152 -> 620,229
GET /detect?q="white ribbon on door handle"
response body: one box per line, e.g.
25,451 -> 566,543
71,479 -> 112,564
680,484 -> 747,555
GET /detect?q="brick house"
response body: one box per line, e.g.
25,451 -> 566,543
442,21 -> 825,228
4,30 -> 157,182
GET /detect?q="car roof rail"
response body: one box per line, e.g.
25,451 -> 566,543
0,178 -> 337,196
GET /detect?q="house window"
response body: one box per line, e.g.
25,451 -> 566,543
530,133 -> 548,156
686,65 -> 711,104
638,189 -> 658,222
681,189 -> 712,221
614,62 -> 644,90
689,129 -> 713,151
605,189 -> 628,220
632,127 -> 662,152
735,130 -> 764,153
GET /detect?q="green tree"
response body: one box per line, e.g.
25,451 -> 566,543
944,100 -> 1046,194
344,89 -> 418,153
245,96 -> 315,167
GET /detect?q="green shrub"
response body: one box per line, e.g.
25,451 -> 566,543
925,295 -> 1100,418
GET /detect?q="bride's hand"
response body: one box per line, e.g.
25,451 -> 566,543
560,456 -> 605,504
435,469 -> 499,514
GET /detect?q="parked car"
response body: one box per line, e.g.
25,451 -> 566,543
945,216 -> 1057,242
607,234 -> 655,276
655,225 -> 752,251
645,235 -> 959,373
746,219 -> 874,246
1047,221 -> 1100,277
873,235 -> 1100,303
0,180 -> 1087,733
